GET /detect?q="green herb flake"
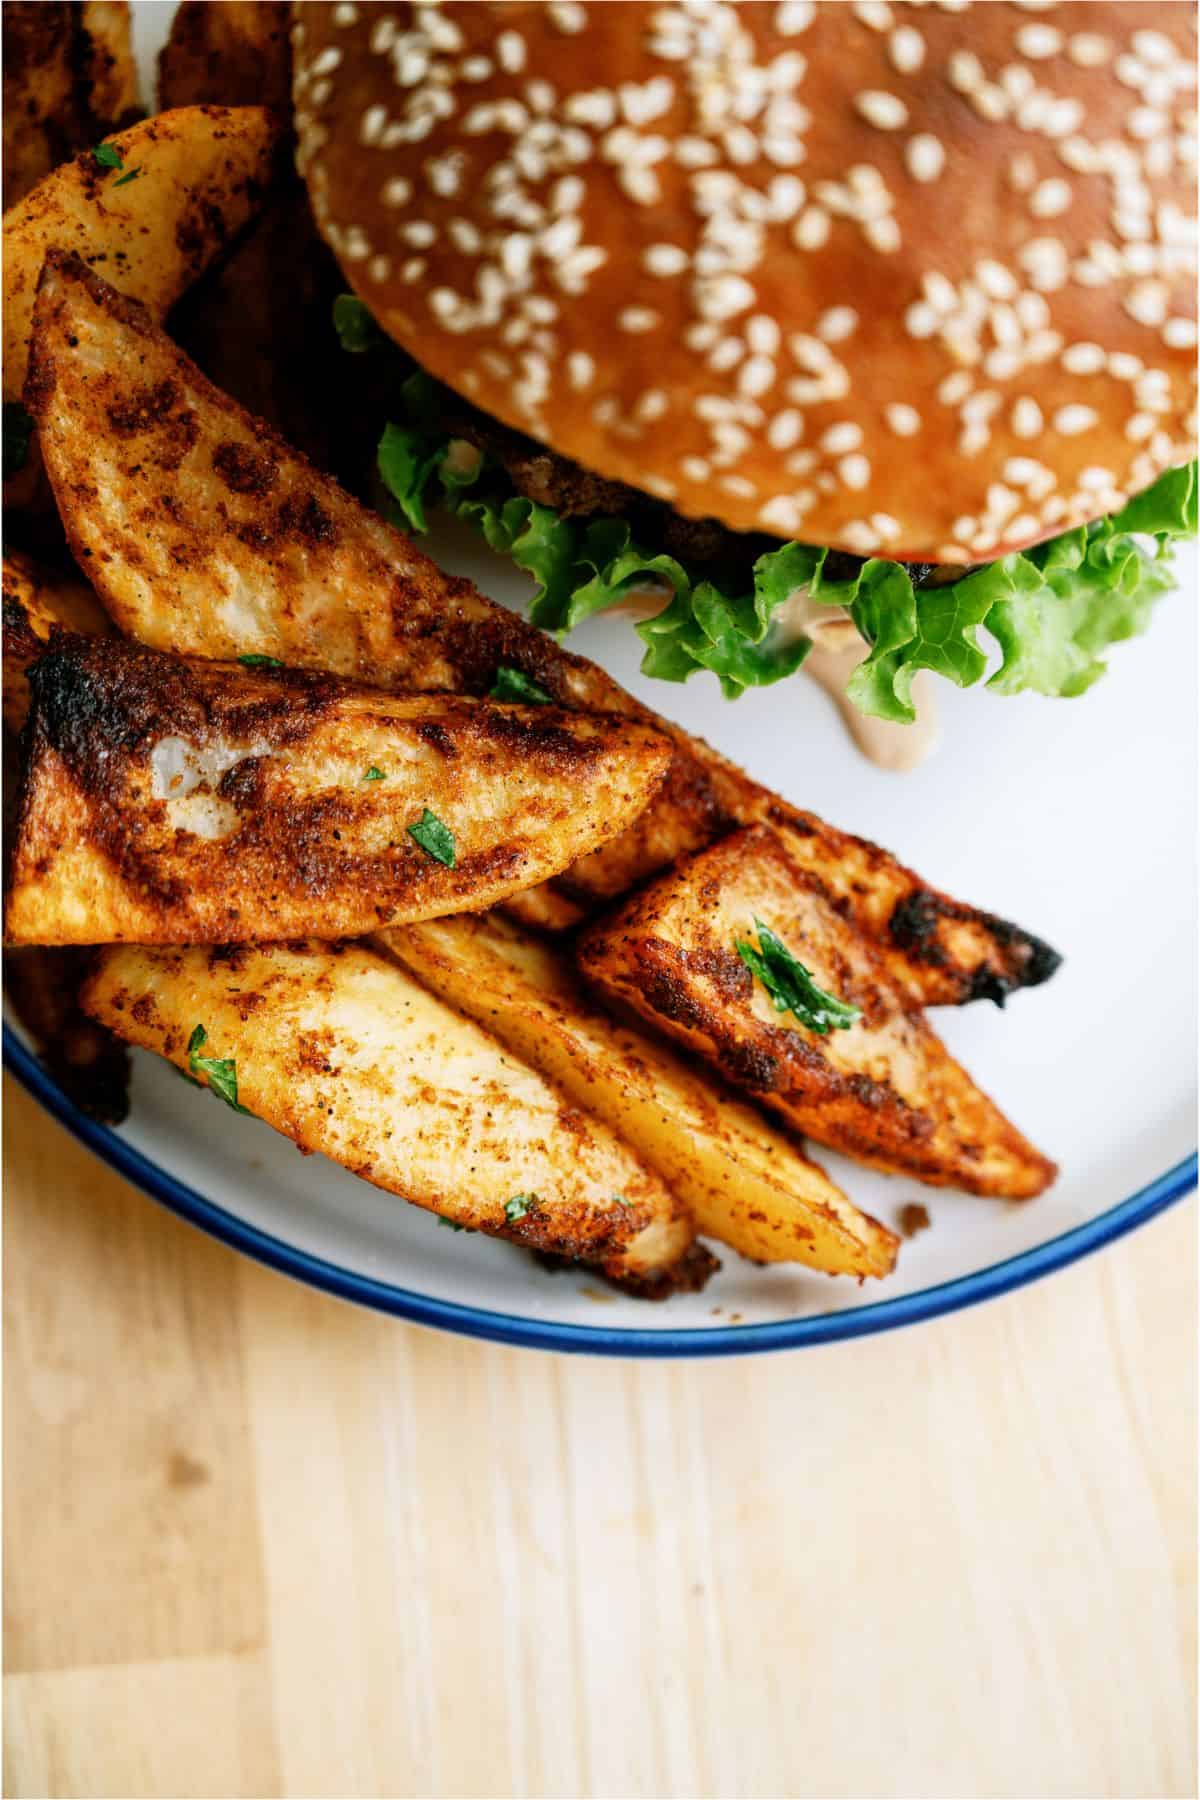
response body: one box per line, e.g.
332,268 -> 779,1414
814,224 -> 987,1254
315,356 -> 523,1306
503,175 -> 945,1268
611,1193 -> 630,1208
92,141 -> 124,169
362,765 -> 386,782
112,165 -> 143,188
488,665 -> 554,705
407,807 -> 455,867
438,1215 -> 473,1232
186,1023 -> 250,1113
3,402 -> 34,478
504,1193 -> 536,1223
237,653 -> 284,669
333,292 -> 383,353
735,919 -> 862,1037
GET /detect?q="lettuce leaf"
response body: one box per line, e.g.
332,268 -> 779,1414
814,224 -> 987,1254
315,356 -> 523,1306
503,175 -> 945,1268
375,407 -> 1195,722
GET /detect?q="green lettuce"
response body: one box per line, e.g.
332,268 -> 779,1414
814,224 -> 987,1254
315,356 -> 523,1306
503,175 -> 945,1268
375,383 -> 1195,722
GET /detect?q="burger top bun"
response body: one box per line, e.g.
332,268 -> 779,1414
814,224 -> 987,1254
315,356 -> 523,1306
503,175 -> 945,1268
293,1 -> 1197,562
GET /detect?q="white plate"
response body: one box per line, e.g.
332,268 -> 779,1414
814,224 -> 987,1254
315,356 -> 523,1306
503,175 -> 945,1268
10,524 -> 1196,1352
7,7 -> 1195,1353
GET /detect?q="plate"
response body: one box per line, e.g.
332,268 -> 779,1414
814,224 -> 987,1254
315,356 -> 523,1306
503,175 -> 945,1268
7,0 -> 1195,1352
8,521 -> 1197,1355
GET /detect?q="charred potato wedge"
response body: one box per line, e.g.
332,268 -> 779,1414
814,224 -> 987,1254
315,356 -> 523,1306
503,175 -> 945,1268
5,105 -> 284,403
578,827 -> 1056,1200
6,636 -> 671,946
381,913 -> 898,1277
3,2 -> 140,211
2,549 -> 109,732
81,940 -> 702,1289
29,251 -> 1058,1010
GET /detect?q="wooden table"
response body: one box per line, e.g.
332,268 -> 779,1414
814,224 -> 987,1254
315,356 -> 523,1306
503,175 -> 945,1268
4,1076 -> 1195,1800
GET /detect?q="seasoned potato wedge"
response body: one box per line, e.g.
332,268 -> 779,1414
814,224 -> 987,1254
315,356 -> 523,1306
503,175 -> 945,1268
157,1 -> 291,113
4,946 -> 130,1124
29,251 -> 1059,1010
81,940 -> 704,1289
578,827 -> 1056,1199
6,636 -> 671,946
2,549 -> 109,731
3,2 -> 140,211
5,105 -> 284,402
380,913 -> 898,1277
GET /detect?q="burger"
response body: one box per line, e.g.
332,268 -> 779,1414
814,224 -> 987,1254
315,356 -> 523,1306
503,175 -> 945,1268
291,0 -> 1197,734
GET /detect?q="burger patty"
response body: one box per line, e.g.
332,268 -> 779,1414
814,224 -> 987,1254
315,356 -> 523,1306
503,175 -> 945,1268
436,394 -> 951,590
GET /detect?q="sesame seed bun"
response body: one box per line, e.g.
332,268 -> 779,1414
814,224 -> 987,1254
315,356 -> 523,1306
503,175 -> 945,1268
293,0 -> 1197,563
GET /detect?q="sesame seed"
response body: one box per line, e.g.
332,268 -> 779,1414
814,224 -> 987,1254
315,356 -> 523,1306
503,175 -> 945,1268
948,50 -> 984,94
976,260 -> 1017,300
618,306 -> 660,333
1054,405 -> 1099,436
885,403 -> 921,437
793,206 -> 831,250
1016,23 -> 1063,58
643,243 -> 689,277
1011,397 -> 1044,438
496,30 -> 527,73
775,0 -> 816,29
767,409 -> 804,450
1164,316 -> 1199,348
1125,283 -> 1169,327
888,27 -> 925,74
821,422 -> 864,454
852,1 -> 893,28
400,219 -> 436,248
1068,33 -> 1111,68
548,1 -> 587,32
681,456 -> 712,483
856,90 -> 909,131
310,45 -> 342,77
567,350 -> 594,389
694,274 -> 756,322
460,56 -> 493,82
839,454 -> 871,490
817,307 -> 858,343
1125,412 -> 1157,442
1030,180 -> 1071,218
1061,342 -> 1107,375
906,134 -> 945,183
865,216 -> 901,253
382,176 -> 413,208
938,371 -> 973,405
1132,29 -> 1176,66
905,301 -> 939,339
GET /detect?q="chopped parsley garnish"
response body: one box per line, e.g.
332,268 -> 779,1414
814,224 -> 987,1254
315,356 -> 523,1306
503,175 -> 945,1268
237,653 -> 283,669
333,293 -> 383,353
92,141 -> 124,169
735,919 -> 862,1036
438,1215 -> 473,1232
112,166 -> 142,188
407,807 -> 455,867
504,1193 -> 535,1223
363,766 -> 386,781
187,1024 -> 250,1112
489,665 -> 554,705
3,402 -> 33,478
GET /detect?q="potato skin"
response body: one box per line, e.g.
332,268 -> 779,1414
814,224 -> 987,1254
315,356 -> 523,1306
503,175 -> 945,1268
578,826 -> 1056,1200
81,939 -> 701,1285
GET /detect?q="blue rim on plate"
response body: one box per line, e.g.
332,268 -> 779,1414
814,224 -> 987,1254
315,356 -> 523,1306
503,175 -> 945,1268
6,1023 -> 1195,1357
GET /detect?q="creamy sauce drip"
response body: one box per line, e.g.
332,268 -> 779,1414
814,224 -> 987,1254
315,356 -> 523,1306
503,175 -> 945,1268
611,584 -> 940,771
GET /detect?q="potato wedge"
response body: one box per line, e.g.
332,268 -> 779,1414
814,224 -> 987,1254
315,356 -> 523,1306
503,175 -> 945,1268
3,2 -> 141,211
5,105 -> 285,402
380,913 -> 898,1277
81,939 -> 705,1289
6,635 -> 671,946
157,1 -> 291,113
29,250 -> 1059,1010
2,549 -> 109,731
578,827 -> 1056,1200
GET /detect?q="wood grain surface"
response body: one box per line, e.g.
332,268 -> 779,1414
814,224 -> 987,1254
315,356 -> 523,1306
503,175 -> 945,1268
4,1075 -> 1196,1800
